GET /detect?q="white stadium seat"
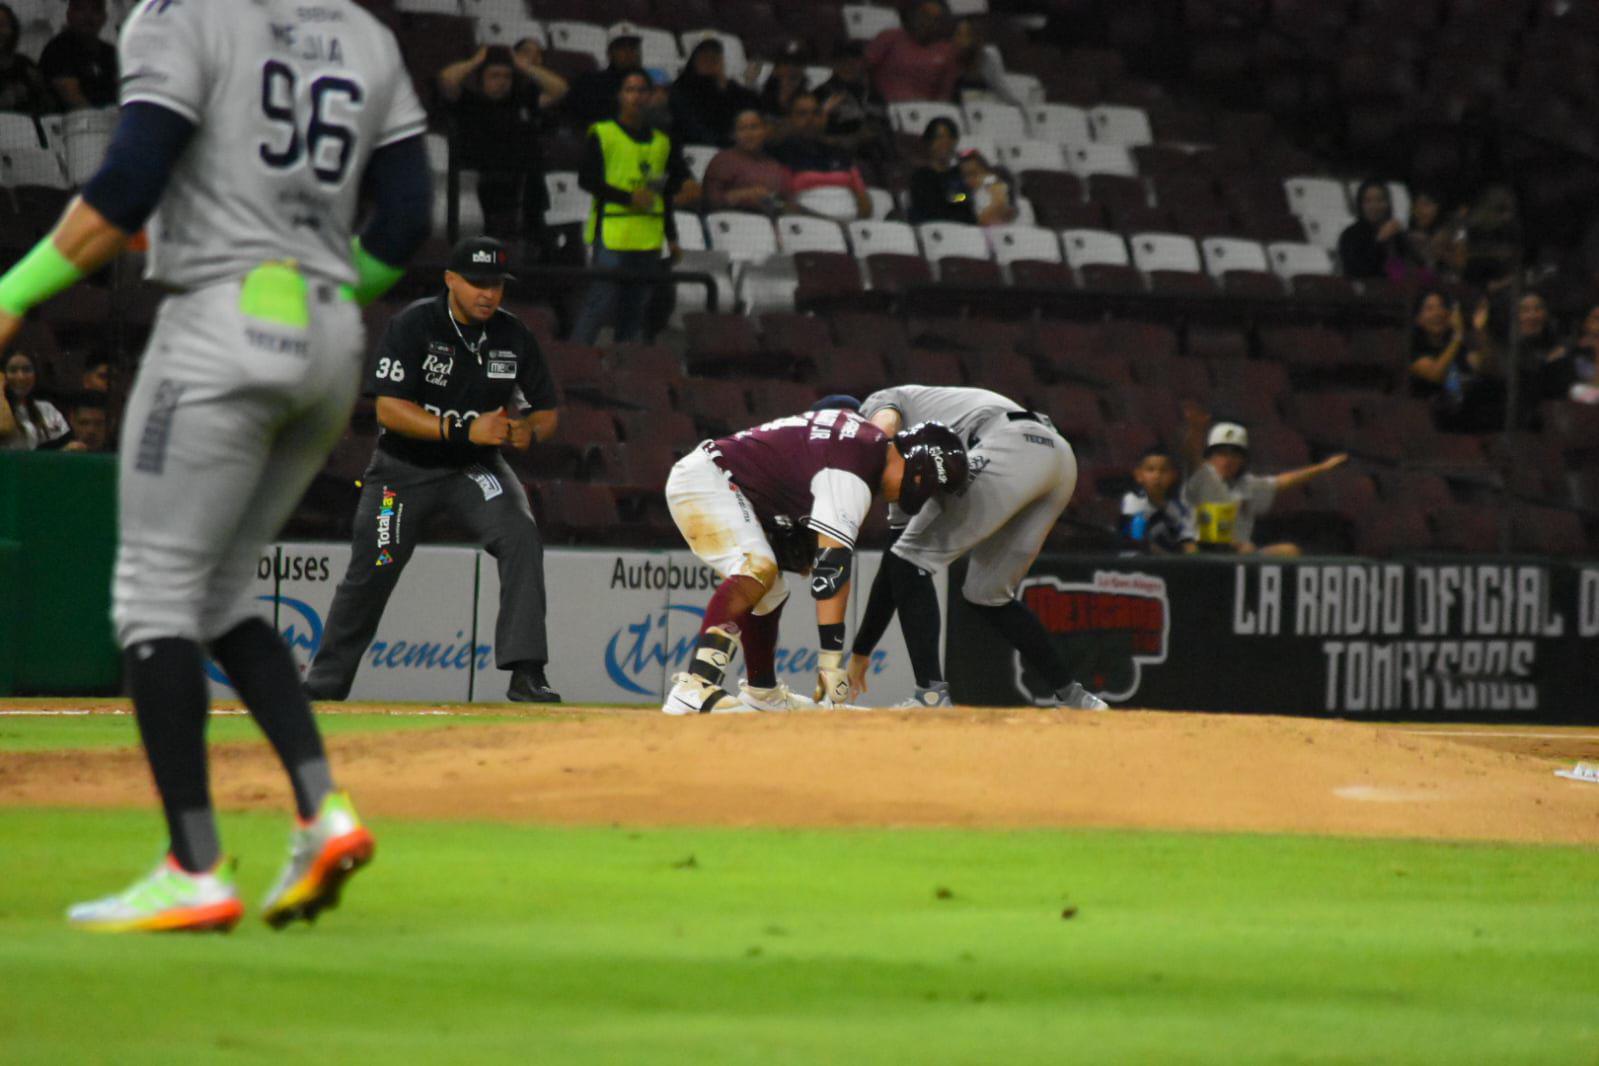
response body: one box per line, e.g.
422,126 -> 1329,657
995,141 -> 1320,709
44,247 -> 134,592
842,3 -> 900,40
738,255 -> 799,315
543,170 -> 591,226
62,107 -> 116,186
988,224 -> 1062,264
997,72 -> 1043,106
475,16 -> 544,45
424,132 -> 451,176
544,20 -> 608,65
1345,178 -> 1411,226
1283,175 -> 1350,219
1026,103 -> 1092,146
1129,232 -> 1203,274
916,222 -> 990,263
394,0 -> 460,13
1300,212 -> 1353,253
1200,237 -> 1270,278
0,144 -> 67,188
680,144 -> 718,183
674,211 -> 707,251
889,100 -> 964,135
671,249 -> 733,326
794,187 -> 862,221
611,22 -> 680,68
998,140 -> 1066,174
847,219 -> 919,257
1063,142 -> 1137,178
1060,228 -> 1131,268
0,112 -> 41,150
1011,195 -> 1036,226
705,211 -> 779,262
947,0 -> 988,13
432,173 -> 484,236
1088,104 -> 1153,147
776,216 -> 848,254
954,135 -> 996,162
962,102 -> 1027,143
866,186 -> 895,220
1267,241 -> 1336,279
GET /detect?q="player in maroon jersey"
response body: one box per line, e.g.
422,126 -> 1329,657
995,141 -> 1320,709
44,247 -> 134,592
661,408 -> 967,714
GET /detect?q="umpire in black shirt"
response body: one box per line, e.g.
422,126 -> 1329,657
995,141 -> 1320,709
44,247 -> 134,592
305,237 -> 562,702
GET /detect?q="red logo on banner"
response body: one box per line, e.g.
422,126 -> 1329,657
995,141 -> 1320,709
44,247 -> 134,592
1017,572 -> 1171,700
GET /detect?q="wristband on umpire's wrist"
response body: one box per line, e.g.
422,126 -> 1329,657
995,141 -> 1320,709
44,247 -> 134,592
448,415 -> 475,446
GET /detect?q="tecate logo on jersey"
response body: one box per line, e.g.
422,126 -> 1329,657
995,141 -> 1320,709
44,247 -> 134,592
603,604 -> 887,696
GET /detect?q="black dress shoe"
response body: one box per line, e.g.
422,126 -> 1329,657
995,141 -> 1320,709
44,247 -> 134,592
508,668 -> 561,703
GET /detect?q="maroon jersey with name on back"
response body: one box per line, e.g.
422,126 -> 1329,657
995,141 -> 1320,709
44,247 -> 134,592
713,409 -> 888,547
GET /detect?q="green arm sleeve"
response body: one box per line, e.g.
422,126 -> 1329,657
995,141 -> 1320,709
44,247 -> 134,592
0,239 -> 86,317
348,238 -> 406,308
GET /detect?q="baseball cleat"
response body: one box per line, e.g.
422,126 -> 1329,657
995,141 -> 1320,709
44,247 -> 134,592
261,790 -> 375,929
67,854 -> 244,933
895,681 -> 953,708
507,666 -> 561,703
1046,681 -> 1111,711
662,672 -> 748,715
737,680 -> 816,712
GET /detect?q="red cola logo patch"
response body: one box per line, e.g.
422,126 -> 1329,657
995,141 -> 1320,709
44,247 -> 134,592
1017,572 -> 1170,701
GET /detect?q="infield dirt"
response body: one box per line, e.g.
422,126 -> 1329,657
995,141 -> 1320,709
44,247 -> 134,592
3,706 -> 1596,844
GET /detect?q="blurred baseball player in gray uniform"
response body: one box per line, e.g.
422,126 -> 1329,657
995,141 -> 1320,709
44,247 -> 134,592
0,0 -> 431,931
843,385 -> 1108,710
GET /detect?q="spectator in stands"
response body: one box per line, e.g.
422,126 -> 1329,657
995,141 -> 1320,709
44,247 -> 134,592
864,0 -> 963,103
1181,418 -> 1347,557
65,390 -> 108,452
570,70 -> 690,345
1338,179 -> 1411,281
0,4 -> 51,115
40,0 -> 116,110
1408,289 -> 1475,405
439,44 -> 566,245
1460,184 -> 1521,294
565,31 -> 642,129
79,355 -> 109,392
757,40 -> 810,120
0,351 -> 71,450
907,116 -> 970,224
669,38 -> 759,148
1404,188 -> 1464,280
951,17 -> 1022,107
1543,302 -> 1599,403
1120,447 -> 1195,555
814,41 -> 891,163
768,90 -> 870,220
958,149 -> 1016,227
702,109 -> 791,213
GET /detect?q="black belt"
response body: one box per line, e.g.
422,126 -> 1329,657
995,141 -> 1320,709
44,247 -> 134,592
1006,409 -> 1050,425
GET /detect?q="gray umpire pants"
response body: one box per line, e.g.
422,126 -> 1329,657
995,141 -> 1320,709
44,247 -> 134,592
304,449 -> 549,699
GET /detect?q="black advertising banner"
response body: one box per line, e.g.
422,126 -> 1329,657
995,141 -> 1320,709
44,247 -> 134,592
946,555 -> 1599,722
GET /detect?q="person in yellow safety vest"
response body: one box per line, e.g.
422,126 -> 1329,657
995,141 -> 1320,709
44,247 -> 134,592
570,70 -> 692,345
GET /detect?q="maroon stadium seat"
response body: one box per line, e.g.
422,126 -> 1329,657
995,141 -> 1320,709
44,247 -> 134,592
620,410 -> 700,454
1512,506 -> 1588,556
759,312 -> 835,367
793,251 -> 864,308
607,342 -> 683,378
865,253 -> 934,294
830,312 -> 908,354
684,312 -> 764,376
676,379 -> 751,435
810,347 -> 888,397
746,380 -> 819,423
1008,260 -> 1077,289
539,481 -> 622,542
605,369 -> 676,415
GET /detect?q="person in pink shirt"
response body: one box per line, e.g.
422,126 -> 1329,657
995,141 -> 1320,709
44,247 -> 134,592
703,110 -> 794,212
864,0 -> 963,103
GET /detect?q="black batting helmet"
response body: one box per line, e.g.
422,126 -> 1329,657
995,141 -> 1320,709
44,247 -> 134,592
894,421 -> 969,515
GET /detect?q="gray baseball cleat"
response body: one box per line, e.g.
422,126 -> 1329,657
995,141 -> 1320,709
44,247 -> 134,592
895,681 -> 953,708
1046,681 -> 1110,711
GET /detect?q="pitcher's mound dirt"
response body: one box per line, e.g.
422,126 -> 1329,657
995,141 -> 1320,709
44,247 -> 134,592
4,707 -> 1597,843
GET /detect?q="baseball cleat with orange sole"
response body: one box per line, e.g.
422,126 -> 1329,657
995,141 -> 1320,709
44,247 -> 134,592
261,790 -> 375,929
67,854 -> 244,933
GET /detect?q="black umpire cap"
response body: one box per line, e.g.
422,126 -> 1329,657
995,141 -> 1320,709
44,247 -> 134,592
448,237 -> 515,284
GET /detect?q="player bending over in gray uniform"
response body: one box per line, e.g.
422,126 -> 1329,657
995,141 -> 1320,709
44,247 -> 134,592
843,385 -> 1108,710
0,0 -> 431,932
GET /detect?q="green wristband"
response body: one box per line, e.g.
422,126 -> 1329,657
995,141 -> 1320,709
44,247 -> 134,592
0,239 -> 85,317
349,238 -> 405,308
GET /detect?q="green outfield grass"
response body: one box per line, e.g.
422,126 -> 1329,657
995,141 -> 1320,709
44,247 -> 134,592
0,711 -> 550,752
1,811 -> 1595,1064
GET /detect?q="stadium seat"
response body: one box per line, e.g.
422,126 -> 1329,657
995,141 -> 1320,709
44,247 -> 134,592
608,341 -> 683,379
793,251 -> 865,308
758,312 -> 834,364
842,3 -> 899,40
1344,178 -> 1411,225
1199,237 -> 1269,278
1283,177 -> 1351,219
831,312 -> 908,354
1064,142 -> 1138,179
865,253 -> 933,293
998,140 -> 1066,174
539,481 -> 623,542
1186,326 -> 1250,362
674,211 -> 707,251
865,186 -> 896,220
0,143 -> 66,189
543,19 -> 607,64
705,211 -> 779,262
887,348 -> 964,387
679,28 -> 747,73
1128,232 -> 1203,277
963,102 -> 1027,142
683,313 -> 763,376
847,219 -> 919,258
1088,104 -> 1153,147
747,380 -> 819,422
471,12 -> 543,46
1299,212 -> 1353,253
395,0 -> 460,13
1007,259 -> 1075,289
543,170 -> 591,226
544,340 -> 607,395
989,224 -> 1062,265
765,217 -> 841,256
680,144 -> 718,183
61,107 -> 114,186
810,346 -> 888,396
1025,103 -> 1092,145
1512,506 -> 1588,556
1266,241 -> 1335,279
916,222 -> 990,264
1060,228 -> 1131,270
889,100 -> 964,135
793,186 -> 861,221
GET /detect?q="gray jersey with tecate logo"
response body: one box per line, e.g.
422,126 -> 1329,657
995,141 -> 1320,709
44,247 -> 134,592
119,0 -> 426,289
860,384 -> 1024,444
